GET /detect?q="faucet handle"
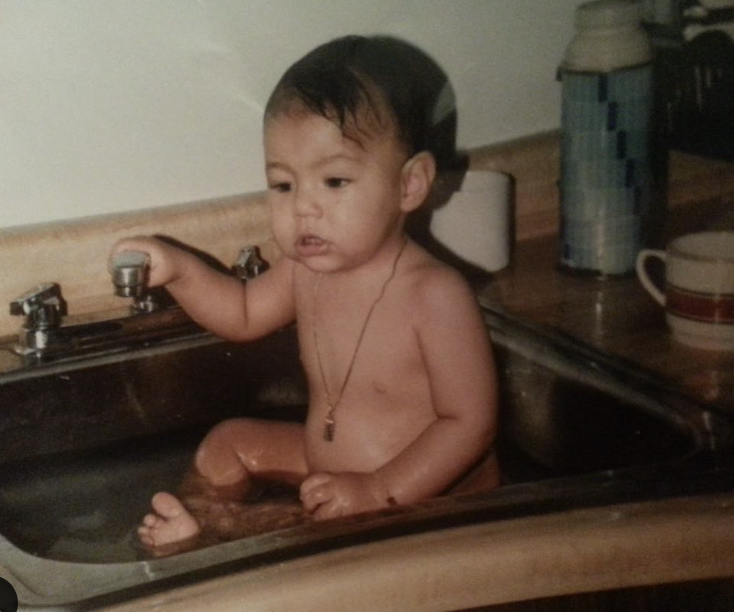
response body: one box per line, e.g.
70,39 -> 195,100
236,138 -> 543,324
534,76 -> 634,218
10,282 -> 67,330
233,246 -> 269,281
111,251 -> 150,298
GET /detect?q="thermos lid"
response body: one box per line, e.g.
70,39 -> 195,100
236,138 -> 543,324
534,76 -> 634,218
562,0 -> 651,72
575,0 -> 643,30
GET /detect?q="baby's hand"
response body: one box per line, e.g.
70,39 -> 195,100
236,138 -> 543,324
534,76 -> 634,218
109,236 -> 183,288
300,471 -> 391,520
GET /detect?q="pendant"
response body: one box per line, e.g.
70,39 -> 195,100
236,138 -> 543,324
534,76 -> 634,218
324,408 -> 336,442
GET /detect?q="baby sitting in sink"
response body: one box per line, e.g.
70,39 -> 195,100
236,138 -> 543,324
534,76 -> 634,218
111,35 -> 499,556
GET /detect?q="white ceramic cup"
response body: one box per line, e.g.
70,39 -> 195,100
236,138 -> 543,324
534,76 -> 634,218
430,170 -> 511,272
636,231 -> 734,351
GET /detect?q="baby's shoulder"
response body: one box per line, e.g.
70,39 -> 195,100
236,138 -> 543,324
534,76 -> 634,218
402,244 -> 477,309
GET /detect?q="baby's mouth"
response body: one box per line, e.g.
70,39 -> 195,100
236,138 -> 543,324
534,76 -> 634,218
296,234 -> 328,256
300,234 -> 324,246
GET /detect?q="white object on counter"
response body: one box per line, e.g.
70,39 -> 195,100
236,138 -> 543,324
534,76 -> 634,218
430,170 -> 511,273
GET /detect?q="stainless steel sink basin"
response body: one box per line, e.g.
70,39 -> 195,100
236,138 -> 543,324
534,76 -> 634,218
0,306 -> 731,609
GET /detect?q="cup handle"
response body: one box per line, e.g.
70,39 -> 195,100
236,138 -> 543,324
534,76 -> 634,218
635,249 -> 666,306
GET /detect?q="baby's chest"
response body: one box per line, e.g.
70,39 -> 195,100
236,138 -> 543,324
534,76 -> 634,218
354,320 -> 421,385
302,310 -> 423,387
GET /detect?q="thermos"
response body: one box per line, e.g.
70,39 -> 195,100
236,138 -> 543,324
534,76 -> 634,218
559,0 -> 654,276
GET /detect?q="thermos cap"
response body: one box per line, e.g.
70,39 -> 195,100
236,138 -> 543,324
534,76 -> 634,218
562,0 -> 652,72
575,0 -> 643,31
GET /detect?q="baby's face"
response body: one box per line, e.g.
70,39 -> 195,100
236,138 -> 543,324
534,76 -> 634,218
264,109 -> 410,274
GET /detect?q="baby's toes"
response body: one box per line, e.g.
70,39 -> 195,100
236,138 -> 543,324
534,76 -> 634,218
151,491 -> 188,519
141,513 -> 160,528
137,525 -> 154,545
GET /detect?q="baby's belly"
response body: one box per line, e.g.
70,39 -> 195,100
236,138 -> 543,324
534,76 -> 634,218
304,396 -> 435,473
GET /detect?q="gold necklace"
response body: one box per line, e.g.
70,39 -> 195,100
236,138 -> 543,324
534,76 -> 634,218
312,238 -> 409,441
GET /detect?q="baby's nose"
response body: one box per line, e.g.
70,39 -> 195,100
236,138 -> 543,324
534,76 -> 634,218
293,189 -> 323,218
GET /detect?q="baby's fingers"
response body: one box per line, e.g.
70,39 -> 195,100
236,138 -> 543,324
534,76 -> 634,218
300,472 -> 332,495
300,473 -> 333,513
108,238 -> 153,276
312,498 -> 345,521
109,236 -> 154,260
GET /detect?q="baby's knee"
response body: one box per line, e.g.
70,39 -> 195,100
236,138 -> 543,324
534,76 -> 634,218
194,418 -> 307,487
194,419 -> 256,481
202,418 -> 252,448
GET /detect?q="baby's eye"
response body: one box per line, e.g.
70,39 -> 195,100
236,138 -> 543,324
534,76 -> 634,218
325,177 -> 350,189
269,182 -> 292,193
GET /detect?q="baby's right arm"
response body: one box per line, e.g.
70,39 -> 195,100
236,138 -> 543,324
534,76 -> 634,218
110,236 -> 296,342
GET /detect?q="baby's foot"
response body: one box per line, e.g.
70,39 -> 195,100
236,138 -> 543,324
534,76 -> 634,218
137,492 -> 201,556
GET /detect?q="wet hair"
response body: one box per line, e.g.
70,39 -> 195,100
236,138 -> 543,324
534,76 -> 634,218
265,35 -> 458,170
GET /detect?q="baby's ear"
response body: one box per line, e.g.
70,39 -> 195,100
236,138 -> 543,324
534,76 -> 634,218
400,151 -> 436,213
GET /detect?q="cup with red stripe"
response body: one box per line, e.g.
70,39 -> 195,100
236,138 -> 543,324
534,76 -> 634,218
636,232 -> 734,351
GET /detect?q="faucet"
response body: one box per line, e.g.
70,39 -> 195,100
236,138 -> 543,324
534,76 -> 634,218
110,251 -> 167,314
5,245 -> 270,366
9,283 -> 68,354
110,245 -> 269,312
232,246 -> 270,281
111,251 -> 150,299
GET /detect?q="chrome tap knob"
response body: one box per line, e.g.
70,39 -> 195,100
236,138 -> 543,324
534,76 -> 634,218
233,246 -> 269,281
111,252 -> 150,298
10,282 -> 68,354
10,282 -> 67,331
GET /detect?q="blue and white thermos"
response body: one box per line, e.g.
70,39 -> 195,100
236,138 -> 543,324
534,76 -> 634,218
559,0 -> 654,276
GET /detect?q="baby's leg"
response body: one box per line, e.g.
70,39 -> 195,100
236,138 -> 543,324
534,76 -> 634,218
191,418 -> 309,496
139,418 -> 307,554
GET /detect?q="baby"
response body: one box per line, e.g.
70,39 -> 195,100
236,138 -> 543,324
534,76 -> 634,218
112,35 -> 499,556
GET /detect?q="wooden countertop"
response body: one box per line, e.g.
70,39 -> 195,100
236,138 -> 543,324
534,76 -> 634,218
466,136 -> 734,413
479,234 -> 734,413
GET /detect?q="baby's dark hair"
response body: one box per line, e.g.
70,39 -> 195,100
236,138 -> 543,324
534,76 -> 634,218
265,35 -> 458,170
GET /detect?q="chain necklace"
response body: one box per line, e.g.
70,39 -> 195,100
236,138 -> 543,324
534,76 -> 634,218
312,238 -> 409,441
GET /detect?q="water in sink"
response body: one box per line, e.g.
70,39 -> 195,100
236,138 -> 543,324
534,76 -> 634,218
0,423 -> 313,563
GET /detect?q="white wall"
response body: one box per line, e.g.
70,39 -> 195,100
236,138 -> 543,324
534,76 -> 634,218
0,0 -> 583,229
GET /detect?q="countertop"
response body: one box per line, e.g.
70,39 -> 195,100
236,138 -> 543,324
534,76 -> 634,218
480,233 -> 734,413
465,135 -> 734,414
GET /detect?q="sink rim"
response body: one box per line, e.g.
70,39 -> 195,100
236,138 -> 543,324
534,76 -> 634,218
2,452 -> 733,609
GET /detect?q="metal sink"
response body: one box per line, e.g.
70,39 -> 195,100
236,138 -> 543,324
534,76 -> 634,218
0,306 -> 731,609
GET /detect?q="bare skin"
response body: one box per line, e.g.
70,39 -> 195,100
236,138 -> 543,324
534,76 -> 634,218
114,106 -> 499,556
